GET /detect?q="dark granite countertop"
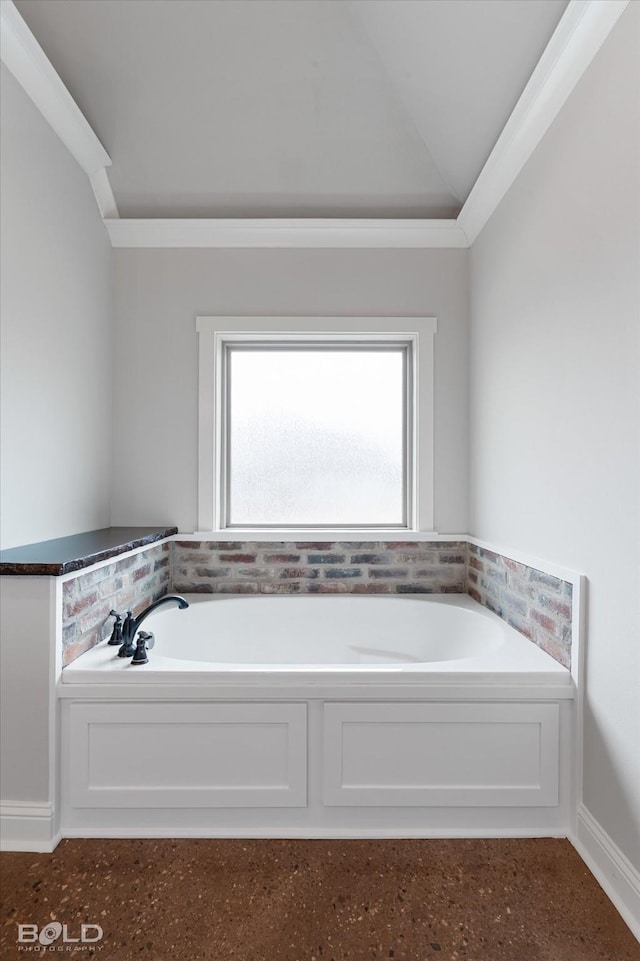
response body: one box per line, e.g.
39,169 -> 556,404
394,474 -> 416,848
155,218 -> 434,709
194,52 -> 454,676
0,526 -> 178,575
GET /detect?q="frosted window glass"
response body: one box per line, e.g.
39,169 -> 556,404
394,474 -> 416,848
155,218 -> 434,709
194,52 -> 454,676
226,348 -> 407,526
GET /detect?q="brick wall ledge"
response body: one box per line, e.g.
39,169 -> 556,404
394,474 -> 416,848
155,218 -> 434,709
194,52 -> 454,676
0,527 -> 178,576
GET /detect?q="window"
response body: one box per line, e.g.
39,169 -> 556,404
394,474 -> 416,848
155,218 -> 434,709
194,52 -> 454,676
196,317 -> 436,533
225,341 -> 408,527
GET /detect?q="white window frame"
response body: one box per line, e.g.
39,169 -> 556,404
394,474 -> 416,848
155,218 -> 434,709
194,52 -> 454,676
196,316 -> 437,534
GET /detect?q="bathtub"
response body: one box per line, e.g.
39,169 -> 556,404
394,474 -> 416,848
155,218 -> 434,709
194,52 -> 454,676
58,593 -> 574,840
62,593 -> 569,683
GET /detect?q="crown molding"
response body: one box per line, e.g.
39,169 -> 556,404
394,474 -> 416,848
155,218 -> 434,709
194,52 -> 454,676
104,218 -> 469,249
89,169 -> 119,220
457,0 -> 630,244
0,0 -> 117,215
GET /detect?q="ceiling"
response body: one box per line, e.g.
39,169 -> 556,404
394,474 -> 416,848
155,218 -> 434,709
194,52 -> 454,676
14,0 -> 569,219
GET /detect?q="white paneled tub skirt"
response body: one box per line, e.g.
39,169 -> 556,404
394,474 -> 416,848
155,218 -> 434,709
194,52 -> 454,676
59,594 -> 574,839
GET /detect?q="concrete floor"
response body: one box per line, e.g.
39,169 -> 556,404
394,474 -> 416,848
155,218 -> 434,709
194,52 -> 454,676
1,838 -> 638,960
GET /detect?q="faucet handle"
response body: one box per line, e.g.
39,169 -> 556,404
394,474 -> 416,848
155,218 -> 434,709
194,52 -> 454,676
107,611 -> 124,646
131,631 -> 152,666
138,630 -> 155,650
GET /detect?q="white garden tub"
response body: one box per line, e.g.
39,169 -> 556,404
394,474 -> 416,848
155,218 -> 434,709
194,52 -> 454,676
62,593 -> 570,685
59,593 -> 574,839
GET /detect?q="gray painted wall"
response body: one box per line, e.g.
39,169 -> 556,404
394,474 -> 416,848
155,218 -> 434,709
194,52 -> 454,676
0,64 -> 113,550
469,5 -> 640,870
112,248 -> 469,535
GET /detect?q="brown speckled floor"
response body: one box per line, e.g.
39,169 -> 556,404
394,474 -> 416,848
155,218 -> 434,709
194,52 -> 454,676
1,839 -> 638,961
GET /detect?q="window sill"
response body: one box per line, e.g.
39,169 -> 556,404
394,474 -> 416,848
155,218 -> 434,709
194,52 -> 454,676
182,530 -> 462,543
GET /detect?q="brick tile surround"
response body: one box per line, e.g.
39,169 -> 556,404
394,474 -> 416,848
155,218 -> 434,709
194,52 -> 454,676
467,544 -> 572,669
172,541 -> 467,596
62,542 -> 170,666
61,539 -> 574,670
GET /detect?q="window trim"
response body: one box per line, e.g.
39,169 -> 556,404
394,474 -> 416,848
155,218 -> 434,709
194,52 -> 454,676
196,316 -> 437,534
221,338 -> 413,529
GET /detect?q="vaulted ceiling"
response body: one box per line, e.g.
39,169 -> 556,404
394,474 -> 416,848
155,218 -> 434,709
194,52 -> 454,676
14,0 -> 568,219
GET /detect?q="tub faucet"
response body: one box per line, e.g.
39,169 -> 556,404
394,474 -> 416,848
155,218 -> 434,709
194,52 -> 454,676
109,594 -> 189,659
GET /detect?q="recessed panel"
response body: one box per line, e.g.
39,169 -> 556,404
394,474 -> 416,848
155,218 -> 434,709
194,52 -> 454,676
323,702 -> 559,806
88,722 -> 289,789
341,721 -> 540,788
69,702 -> 307,808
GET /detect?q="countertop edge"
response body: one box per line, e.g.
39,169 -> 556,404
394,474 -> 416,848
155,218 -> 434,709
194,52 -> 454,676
0,527 -> 178,576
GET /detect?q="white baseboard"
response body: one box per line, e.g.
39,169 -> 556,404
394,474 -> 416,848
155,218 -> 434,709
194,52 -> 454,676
0,801 -> 58,852
61,826 -> 568,840
571,804 -> 640,942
